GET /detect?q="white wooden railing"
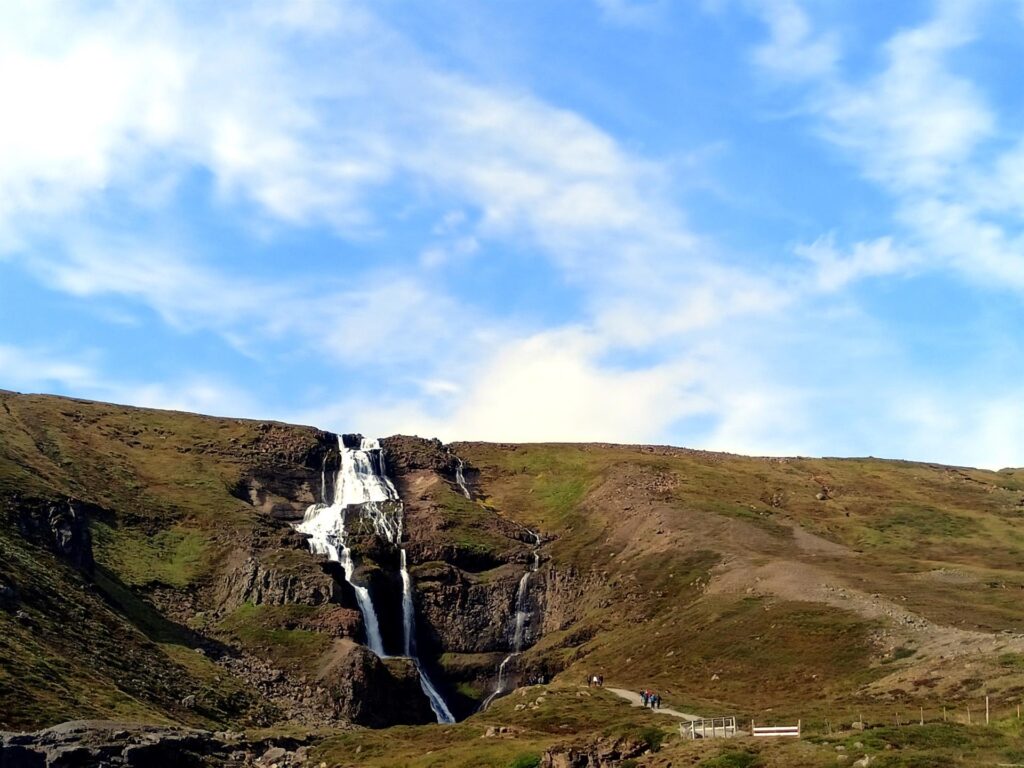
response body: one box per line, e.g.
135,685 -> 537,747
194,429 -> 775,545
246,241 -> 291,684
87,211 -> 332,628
681,717 -> 739,739
751,720 -> 801,738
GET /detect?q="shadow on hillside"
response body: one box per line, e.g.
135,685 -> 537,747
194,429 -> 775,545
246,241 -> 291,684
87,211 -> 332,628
92,566 -> 226,653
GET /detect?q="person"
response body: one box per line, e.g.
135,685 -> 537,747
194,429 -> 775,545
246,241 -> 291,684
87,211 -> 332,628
640,690 -> 648,707
598,675 -> 604,687
654,694 -> 661,709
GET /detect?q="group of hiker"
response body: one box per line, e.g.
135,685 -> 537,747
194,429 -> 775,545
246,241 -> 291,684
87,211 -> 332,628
587,674 -> 604,687
640,689 -> 662,709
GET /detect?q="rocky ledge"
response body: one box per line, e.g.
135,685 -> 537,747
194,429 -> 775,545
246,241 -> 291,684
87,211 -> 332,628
0,720 -> 316,768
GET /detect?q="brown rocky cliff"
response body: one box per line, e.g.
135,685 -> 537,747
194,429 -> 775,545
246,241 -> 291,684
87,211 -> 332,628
3,495 -> 95,574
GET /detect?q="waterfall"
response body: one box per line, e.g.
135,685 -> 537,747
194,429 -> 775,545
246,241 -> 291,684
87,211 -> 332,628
482,530 -> 542,709
512,530 -> 541,652
400,548 -> 456,723
400,549 -> 415,657
480,654 -> 515,710
319,454 -> 328,504
295,434 -> 454,724
295,439 -> 388,657
454,457 -> 471,499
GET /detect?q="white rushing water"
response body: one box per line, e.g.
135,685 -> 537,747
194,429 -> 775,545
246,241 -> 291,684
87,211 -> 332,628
454,457 -> 471,499
295,438 -> 388,657
480,653 -> 515,710
296,435 -> 454,723
482,530 -> 542,710
400,548 -> 456,723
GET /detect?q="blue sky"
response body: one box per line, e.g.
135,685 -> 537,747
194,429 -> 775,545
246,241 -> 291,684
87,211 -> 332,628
2,0 -> 1024,468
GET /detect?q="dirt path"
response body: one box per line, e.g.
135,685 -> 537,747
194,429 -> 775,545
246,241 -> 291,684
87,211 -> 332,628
606,688 -> 702,722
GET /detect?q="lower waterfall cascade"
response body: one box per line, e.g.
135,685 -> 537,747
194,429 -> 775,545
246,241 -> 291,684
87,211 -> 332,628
482,529 -> 542,710
400,548 -> 456,723
295,435 -> 454,723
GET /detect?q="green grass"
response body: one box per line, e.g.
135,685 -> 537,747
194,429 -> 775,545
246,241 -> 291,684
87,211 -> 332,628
217,602 -> 330,671
695,500 -> 794,538
92,522 -> 209,588
425,483 -> 520,565
1001,653 -> 1024,670
313,684 -> 683,768
700,750 -> 764,768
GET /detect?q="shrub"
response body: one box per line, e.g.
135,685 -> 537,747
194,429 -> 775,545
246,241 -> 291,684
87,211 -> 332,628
700,749 -> 764,768
509,753 -> 541,768
638,726 -> 664,753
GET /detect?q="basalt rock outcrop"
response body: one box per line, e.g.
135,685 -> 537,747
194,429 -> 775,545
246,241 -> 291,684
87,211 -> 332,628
3,495 -> 95,574
0,720 -> 316,768
317,640 -> 436,727
217,549 -> 342,611
414,562 -> 535,654
540,734 -> 652,768
230,427 -> 338,522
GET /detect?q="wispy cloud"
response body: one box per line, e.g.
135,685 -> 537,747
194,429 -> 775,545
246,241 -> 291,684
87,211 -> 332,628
4,0 -> 1024,468
0,343 -> 99,392
751,0 -> 839,81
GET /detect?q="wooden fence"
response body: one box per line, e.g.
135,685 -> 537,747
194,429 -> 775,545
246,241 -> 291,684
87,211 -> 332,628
681,716 -> 739,739
751,720 -> 801,738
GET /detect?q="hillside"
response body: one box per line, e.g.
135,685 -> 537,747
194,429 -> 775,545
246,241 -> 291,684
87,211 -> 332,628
3,390 -> 1024,766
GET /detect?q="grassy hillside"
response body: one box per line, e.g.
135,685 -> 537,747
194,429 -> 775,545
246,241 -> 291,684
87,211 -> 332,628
0,392 -> 324,729
455,442 -> 1024,721
5,392 -> 1024,765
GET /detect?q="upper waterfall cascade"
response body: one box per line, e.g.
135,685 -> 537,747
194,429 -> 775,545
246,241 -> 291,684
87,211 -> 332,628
454,457 -> 471,499
295,435 -> 454,724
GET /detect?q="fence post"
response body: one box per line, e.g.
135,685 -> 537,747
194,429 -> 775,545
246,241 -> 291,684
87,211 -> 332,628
943,706 -> 946,722
986,696 -> 990,725
919,707 -> 923,726
967,706 -> 971,725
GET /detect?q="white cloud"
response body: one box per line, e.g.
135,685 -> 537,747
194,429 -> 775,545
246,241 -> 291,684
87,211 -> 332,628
107,377 -> 265,419
890,389 -> 1024,469
823,7 -> 992,190
795,235 -> 919,292
7,0 -> 1021,471
0,343 -> 266,421
751,0 -> 838,81
751,0 -> 991,191
328,328 -> 708,444
0,344 -> 99,391
747,0 -> 1024,296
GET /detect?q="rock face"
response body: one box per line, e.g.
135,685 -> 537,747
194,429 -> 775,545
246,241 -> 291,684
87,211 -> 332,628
540,735 -> 651,768
382,435 -> 460,478
317,640 -> 436,727
231,428 -> 338,522
217,551 -> 341,610
0,720 -> 313,768
414,563 -> 530,653
4,496 -> 95,574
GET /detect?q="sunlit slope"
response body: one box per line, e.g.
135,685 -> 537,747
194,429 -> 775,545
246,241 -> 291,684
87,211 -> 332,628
0,392 -> 323,728
456,442 -> 1024,715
